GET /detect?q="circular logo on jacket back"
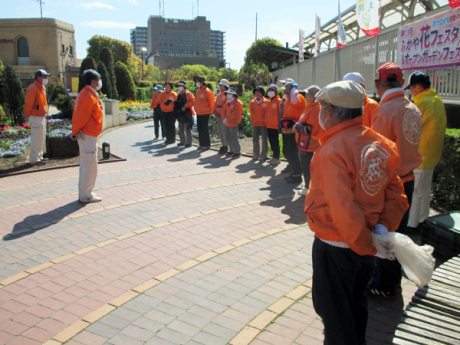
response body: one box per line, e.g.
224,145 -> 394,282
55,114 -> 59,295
272,104 -> 277,109
200,94 -> 205,99
359,144 -> 391,196
403,108 -> 422,145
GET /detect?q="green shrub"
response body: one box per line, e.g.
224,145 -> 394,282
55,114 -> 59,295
78,57 -> 97,92
54,94 -> 75,119
99,48 -> 118,99
432,128 -> 460,211
2,65 -> 25,125
135,87 -> 153,102
97,61 -> 114,100
137,81 -> 153,88
114,61 -> 136,101
47,84 -> 66,103
0,105 -> 7,125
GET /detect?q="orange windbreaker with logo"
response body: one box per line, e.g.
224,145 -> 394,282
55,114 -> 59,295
282,94 -> 306,133
363,94 -> 379,127
222,99 -> 243,127
181,90 -> 196,115
249,97 -> 268,127
159,91 -> 177,113
24,81 -> 47,117
296,102 -> 323,152
72,86 -> 104,137
213,91 -> 227,116
265,96 -> 282,130
305,117 -> 408,256
371,91 -> 423,182
150,92 -> 161,110
195,86 -> 215,115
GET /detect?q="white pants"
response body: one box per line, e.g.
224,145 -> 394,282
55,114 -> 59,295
78,133 -> 98,200
29,116 -> 45,164
408,168 -> 434,227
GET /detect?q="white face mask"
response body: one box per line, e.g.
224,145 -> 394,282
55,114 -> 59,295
42,78 -> 49,86
96,80 -> 103,91
227,94 -> 233,100
319,107 -> 330,129
196,82 -> 201,88
267,91 -> 276,98
178,86 -> 184,92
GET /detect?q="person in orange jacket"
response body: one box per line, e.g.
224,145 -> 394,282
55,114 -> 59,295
150,85 -> 165,140
23,69 -> 51,166
249,86 -> 269,161
305,80 -> 408,345
193,75 -> 215,151
343,72 -> 379,127
70,70 -> 104,203
222,87 -> 243,158
368,62 -> 423,299
281,82 -> 306,184
294,85 -> 322,196
265,84 -> 282,165
175,80 -> 195,148
213,79 -> 229,154
159,81 -> 177,145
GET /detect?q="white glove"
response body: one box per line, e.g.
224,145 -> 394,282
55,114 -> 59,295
372,223 -> 388,236
371,224 -> 395,260
223,118 -> 228,125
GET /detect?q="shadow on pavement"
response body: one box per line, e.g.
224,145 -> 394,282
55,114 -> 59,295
5,201 -> 87,240
234,160 -> 279,179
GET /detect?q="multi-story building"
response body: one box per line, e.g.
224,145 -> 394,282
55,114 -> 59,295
130,26 -> 148,59
210,30 -> 225,60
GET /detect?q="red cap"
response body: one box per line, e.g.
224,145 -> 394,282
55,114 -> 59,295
375,62 -> 403,82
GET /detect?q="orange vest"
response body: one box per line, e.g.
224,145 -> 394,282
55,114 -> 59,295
249,97 -> 268,127
305,117 -> 408,256
296,102 -> 323,152
150,92 -> 161,110
72,86 -> 104,137
195,86 -> 215,115
222,99 -> 243,127
159,91 -> 177,113
371,91 -> 423,182
213,91 -> 227,116
265,96 -> 282,130
363,94 -> 379,127
24,81 -> 47,117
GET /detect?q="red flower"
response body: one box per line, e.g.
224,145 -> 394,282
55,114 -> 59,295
23,123 -> 30,128
3,125 -> 10,130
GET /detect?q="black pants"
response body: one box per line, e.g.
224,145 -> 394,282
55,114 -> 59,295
299,150 -> 314,187
154,109 -> 165,139
196,114 -> 211,147
370,179 -> 415,291
162,111 -> 176,143
313,238 -> 376,345
267,128 -> 280,159
282,133 -> 302,176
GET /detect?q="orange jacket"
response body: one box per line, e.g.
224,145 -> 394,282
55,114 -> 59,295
363,94 -> 379,127
249,97 -> 268,127
182,90 -> 196,115
305,117 -> 408,256
265,96 -> 282,130
72,86 -> 104,137
150,92 -> 161,110
24,81 -> 47,117
159,91 -> 177,113
296,102 -> 323,152
222,99 -> 243,127
213,91 -> 227,116
282,94 -> 306,133
371,91 -> 423,182
195,86 -> 215,115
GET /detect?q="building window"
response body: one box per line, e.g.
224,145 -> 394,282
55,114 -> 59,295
201,33 -> 204,36
159,37 -> 162,40
159,31 -> 161,34
17,37 -> 29,57
170,43 -> 173,46
185,32 -> 188,35
175,44 -> 177,46
69,46 -> 73,55
180,32 -> 183,35
170,31 -> 172,34
175,32 -> 177,35
170,38 -> 173,41
181,44 -> 183,47
175,38 -> 178,41
191,44 -> 194,47
159,43 -> 162,46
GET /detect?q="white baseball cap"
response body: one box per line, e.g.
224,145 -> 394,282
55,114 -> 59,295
343,72 -> 365,86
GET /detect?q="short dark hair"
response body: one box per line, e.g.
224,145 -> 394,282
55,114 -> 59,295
330,104 -> 363,121
83,69 -> 100,86
164,81 -> 173,89
413,81 -> 431,89
377,80 -> 403,88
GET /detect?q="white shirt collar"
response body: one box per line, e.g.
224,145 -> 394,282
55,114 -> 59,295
89,86 -> 99,97
380,87 -> 403,103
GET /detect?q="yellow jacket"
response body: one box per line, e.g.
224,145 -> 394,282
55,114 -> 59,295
413,89 -> 447,169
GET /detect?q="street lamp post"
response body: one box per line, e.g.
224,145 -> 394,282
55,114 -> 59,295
141,47 -> 147,80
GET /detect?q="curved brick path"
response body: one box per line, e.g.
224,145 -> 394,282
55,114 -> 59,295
0,122 -> 417,345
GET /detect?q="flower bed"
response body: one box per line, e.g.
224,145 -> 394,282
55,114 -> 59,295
47,119 -> 72,138
0,125 -> 31,158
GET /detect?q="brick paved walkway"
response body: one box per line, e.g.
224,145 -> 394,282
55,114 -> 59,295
0,122 -> 417,345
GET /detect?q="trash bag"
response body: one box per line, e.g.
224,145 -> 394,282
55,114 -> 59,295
372,232 -> 435,287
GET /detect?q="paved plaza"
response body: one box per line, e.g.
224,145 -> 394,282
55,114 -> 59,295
0,122 -> 417,345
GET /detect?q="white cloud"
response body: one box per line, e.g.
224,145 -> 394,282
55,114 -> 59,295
80,21 -> 136,29
79,1 -> 117,10
128,0 -> 138,4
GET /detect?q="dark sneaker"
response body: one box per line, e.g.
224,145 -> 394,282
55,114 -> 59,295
232,153 -> 241,159
201,147 -> 210,151
185,144 -> 192,148
218,146 -> 228,154
226,152 -> 234,156
281,166 -> 291,174
366,287 -> 396,299
177,143 -> 185,147
286,176 -> 302,184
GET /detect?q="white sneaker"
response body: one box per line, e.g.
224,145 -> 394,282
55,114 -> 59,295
269,158 -> 280,165
252,154 -> 260,161
79,195 -> 102,203
297,188 -> 308,196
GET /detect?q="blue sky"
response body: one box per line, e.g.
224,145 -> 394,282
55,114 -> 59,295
3,0 -> 356,70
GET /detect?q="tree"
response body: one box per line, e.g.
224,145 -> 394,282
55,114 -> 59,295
238,62 -> 272,89
99,48 -> 118,99
78,56 -> 97,92
96,61 -> 113,99
127,52 -> 143,81
219,68 -> 239,82
0,58 -> 4,105
114,61 -> 135,101
243,37 -> 282,69
87,36 -> 132,65
144,64 -> 161,82
2,65 -> 25,125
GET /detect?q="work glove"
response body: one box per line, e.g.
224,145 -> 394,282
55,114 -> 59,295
371,224 -> 395,260
294,122 -> 304,133
223,118 -> 228,125
165,99 -> 173,106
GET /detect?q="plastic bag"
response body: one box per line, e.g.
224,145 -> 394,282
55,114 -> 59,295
372,232 -> 435,287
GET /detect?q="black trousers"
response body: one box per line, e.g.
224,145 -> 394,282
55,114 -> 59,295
312,238 -> 376,345
370,179 -> 415,291
267,128 -> 280,159
299,150 -> 314,187
162,111 -> 176,142
282,133 -> 302,176
153,109 -> 165,139
196,114 -> 211,147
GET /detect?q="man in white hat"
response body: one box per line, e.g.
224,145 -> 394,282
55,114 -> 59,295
343,72 -> 379,127
213,79 -> 230,154
24,69 -> 51,166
